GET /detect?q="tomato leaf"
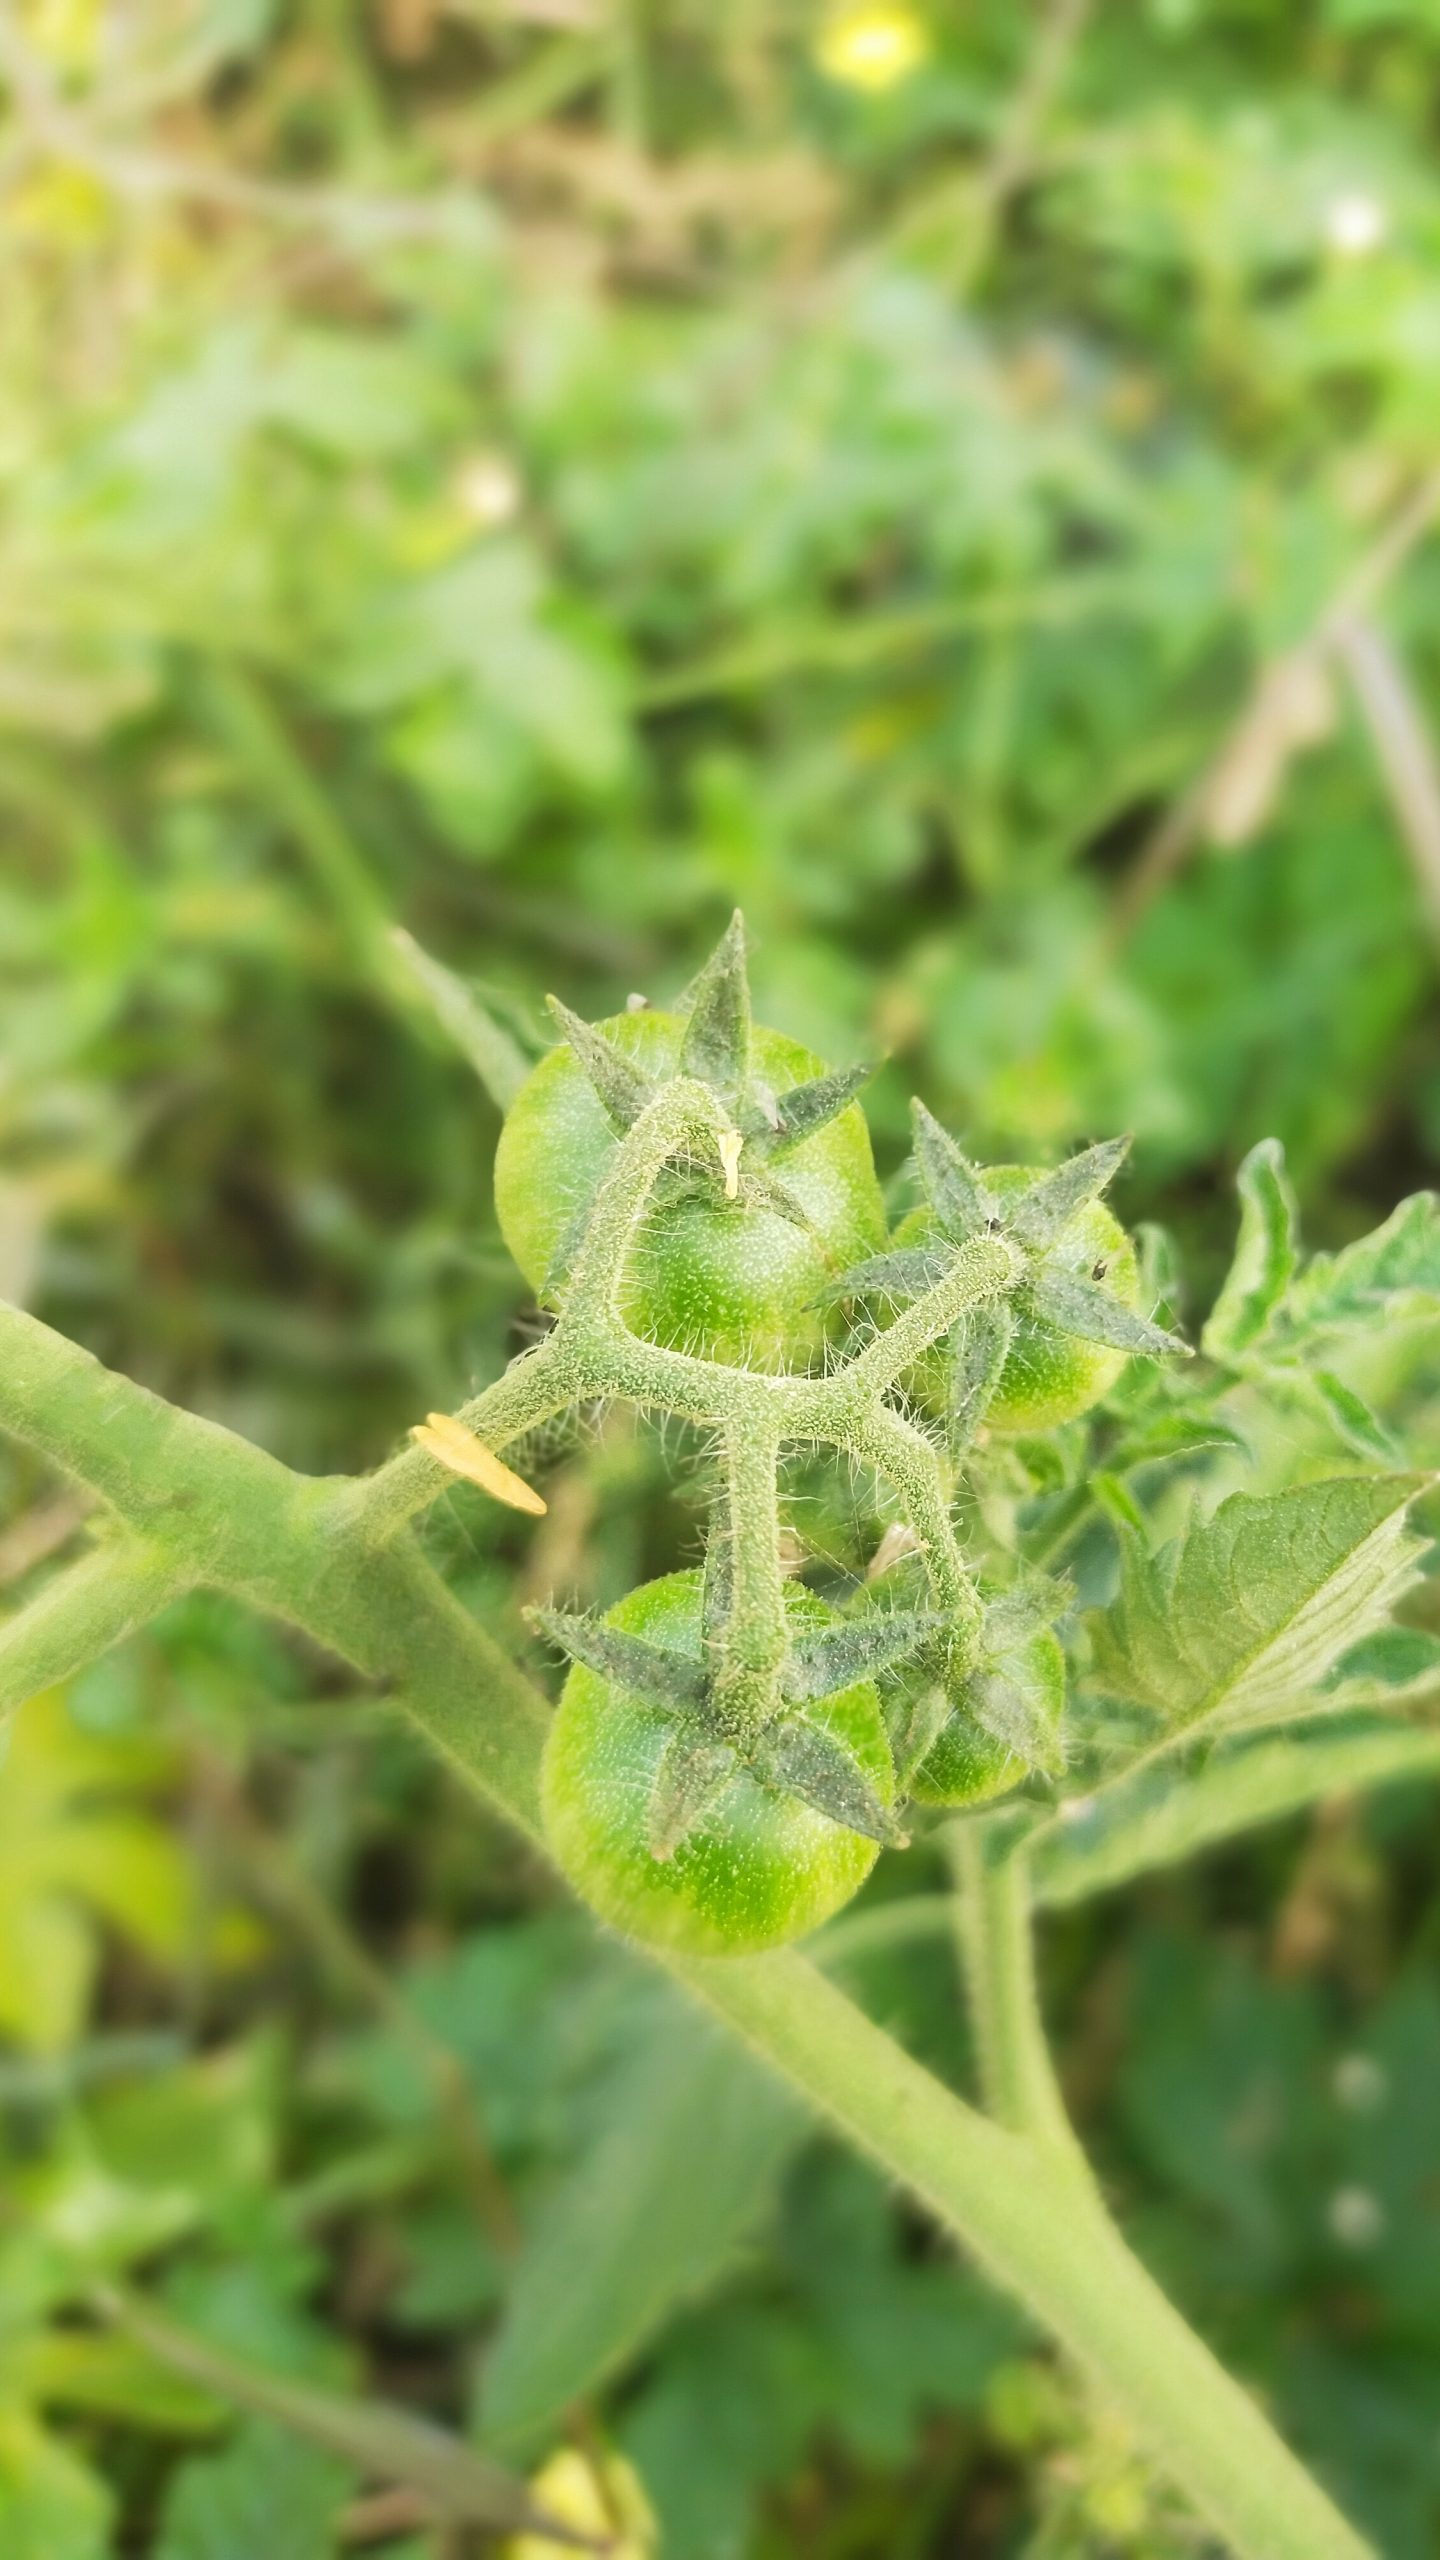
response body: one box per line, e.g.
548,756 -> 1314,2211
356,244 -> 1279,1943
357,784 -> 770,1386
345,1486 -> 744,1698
1201,1138 -> 1299,1359
1034,1717 -> 1440,1909
1089,1475 -> 1430,1734
481,1989 -> 802,2449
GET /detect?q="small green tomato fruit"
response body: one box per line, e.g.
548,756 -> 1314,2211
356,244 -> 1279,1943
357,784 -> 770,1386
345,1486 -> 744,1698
899,1165 -> 1141,1434
908,1623 -> 1065,1808
541,1570 -> 895,1956
495,1008 -> 885,1371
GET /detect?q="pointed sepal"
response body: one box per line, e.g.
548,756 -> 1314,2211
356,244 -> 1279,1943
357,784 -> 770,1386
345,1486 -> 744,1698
782,1610 -> 944,1704
966,1667 -> 1064,1777
648,1728 -> 738,1860
752,1717 -> 905,1846
547,998 -> 655,1132
1004,1138 -> 1130,1248
734,1160 -> 813,1232
819,1244 -> 950,1306
1028,1273 -> 1188,1360
912,1102 -> 988,1241
946,1299 -> 1015,1449
757,1061 -> 875,1156
888,1681 -> 954,1789
528,1608 -> 708,1716
677,912 -> 751,1097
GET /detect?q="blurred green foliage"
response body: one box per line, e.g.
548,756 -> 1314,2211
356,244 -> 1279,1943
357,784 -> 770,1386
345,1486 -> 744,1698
3,2 -> 1440,2553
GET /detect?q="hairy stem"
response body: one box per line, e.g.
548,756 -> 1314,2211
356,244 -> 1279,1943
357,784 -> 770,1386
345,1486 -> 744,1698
949,1820 -> 1085,2163
0,1538 -> 193,1733
848,1404 -> 983,1652
711,1414 -> 787,1737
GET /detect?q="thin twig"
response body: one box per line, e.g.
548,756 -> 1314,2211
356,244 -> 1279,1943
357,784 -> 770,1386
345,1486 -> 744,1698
1111,469 -> 1440,943
1334,613 -> 1440,947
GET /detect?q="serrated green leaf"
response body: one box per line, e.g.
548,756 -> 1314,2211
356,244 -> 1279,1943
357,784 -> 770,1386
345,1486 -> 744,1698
1089,1475 -> 1429,1735
1202,1138 -> 1298,1360
1281,1190 -> 1440,1341
1033,1717 -> 1440,1908
910,1103 -> 987,1241
481,1990 -> 801,2449
1004,1138 -> 1129,1248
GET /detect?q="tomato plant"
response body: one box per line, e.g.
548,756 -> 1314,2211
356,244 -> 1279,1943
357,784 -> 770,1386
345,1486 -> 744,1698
2,909 -> 1431,2560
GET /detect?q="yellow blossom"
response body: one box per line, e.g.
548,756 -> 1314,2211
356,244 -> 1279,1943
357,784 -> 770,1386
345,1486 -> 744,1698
817,3 -> 929,93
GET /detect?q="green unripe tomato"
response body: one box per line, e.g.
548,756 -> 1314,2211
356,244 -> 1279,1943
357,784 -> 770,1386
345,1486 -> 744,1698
495,1008 -> 885,1370
541,1571 -> 895,1956
897,1165 -> 1141,1433
908,1623 -> 1065,1808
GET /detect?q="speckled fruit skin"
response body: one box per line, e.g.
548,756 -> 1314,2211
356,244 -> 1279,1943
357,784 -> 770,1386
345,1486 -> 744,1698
897,1164 -> 1141,1434
541,1571 -> 894,1956
909,1624 -> 1066,1809
494,1009 -> 886,1371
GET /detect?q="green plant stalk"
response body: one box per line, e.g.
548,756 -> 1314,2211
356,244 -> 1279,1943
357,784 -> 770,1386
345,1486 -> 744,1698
0,1295 -> 1372,2560
0,1536 -> 192,1731
949,1820 -> 1083,2162
713,1411 -> 787,1737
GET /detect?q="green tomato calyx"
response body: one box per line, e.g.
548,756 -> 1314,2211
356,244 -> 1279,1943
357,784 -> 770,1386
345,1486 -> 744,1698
530,1591 -> 929,1856
833,1108 -> 1190,1446
545,913 -> 876,1226
903,1583 -> 1070,1809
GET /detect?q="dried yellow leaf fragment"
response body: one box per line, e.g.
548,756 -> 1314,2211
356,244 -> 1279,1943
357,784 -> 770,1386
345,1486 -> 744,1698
410,1413 -> 547,1515
717,1126 -> 744,1200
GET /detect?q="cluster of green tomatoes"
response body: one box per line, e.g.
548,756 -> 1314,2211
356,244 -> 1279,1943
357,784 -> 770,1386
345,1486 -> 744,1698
487,921 -> 1181,1957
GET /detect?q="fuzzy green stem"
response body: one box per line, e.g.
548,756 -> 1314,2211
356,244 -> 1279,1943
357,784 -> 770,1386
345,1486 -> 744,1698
710,1415 -> 787,1738
0,1539 -> 193,1732
675,1952 -> 1368,2560
554,1078 -> 730,1340
825,1231 -> 1019,1406
848,1404 -> 983,1652
949,1820 -> 1085,2163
